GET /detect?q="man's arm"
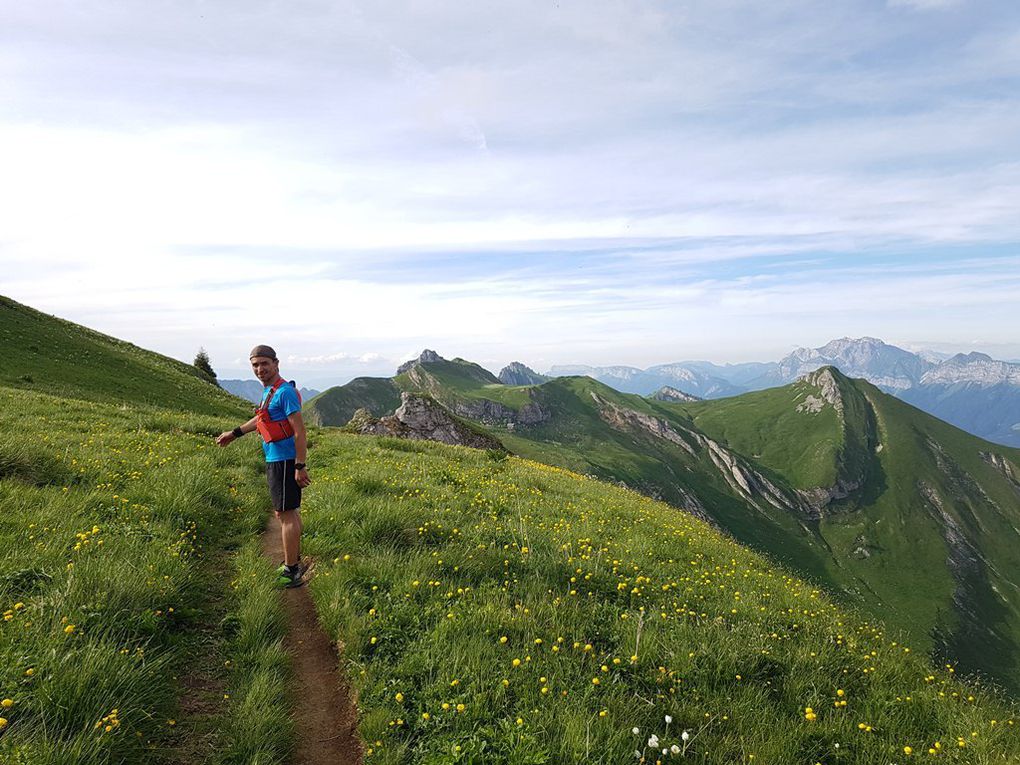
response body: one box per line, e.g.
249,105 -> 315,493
287,410 -> 311,487
216,415 -> 258,447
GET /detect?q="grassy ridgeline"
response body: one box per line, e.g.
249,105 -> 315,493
301,432 -> 1018,764
0,295 -> 248,417
0,387 -> 287,764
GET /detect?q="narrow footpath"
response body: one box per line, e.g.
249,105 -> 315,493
263,513 -> 363,765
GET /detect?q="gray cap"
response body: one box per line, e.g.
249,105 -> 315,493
249,344 -> 278,360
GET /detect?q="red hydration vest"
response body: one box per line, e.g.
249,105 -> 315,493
256,378 -> 302,443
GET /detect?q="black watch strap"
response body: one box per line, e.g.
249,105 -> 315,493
294,462 -> 306,470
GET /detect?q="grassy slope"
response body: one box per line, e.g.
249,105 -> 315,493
0,387 -> 288,764
822,385 -> 1020,688
670,376 -> 845,490
301,431 -> 1019,764
0,295 -> 245,416
670,371 -> 1020,691
341,367 -> 1020,694
498,376 -> 841,589
1,299 -> 291,764
305,377 -> 403,427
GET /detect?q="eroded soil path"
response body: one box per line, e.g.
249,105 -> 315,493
263,513 -> 363,765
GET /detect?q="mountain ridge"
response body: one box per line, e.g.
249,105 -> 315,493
306,350 -> 1020,692
543,337 -> 1020,446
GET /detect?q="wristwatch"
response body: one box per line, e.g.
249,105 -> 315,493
294,462 -> 307,471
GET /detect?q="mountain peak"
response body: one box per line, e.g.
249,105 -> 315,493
499,362 -> 549,386
648,385 -> 701,403
396,349 -> 445,375
947,352 -> 994,364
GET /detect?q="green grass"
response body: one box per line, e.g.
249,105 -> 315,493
299,431 -> 1019,764
0,295 -> 247,416
305,377 -> 403,427
217,541 -> 292,765
341,368 -> 1020,696
0,386 -> 290,764
673,378 -> 845,490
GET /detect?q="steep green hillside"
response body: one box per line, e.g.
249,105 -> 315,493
305,376 -> 403,427
0,295 -> 247,417
302,433 -> 1019,763
671,369 -> 1020,689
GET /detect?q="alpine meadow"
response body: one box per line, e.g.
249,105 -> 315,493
3,291 -> 1020,764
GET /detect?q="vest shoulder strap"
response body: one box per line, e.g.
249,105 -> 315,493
259,378 -> 287,411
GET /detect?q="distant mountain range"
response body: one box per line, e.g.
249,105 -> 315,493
219,378 -> 320,404
548,337 -> 1020,447
305,348 -> 1020,693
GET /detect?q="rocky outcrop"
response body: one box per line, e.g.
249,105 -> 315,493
448,397 -> 550,429
980,451 -> 1020,495
796,479 -> 863,510
396,349 -> 444,375
498,362 -> 549,386
797,367 -> 845,415
917,480 -> 988,632
589,392 -> 815,519
350,393 -> 504,451
649,385 -> 701,403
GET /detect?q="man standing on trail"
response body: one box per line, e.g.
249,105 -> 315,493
216,345 -> 311,588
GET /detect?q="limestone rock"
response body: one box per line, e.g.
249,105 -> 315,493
351,392 -> 504,451
396,349 -> 444,375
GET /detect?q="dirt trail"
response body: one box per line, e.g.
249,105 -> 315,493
263,513 -> 363,765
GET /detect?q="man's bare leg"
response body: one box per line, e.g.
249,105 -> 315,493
278,509 -> 303,566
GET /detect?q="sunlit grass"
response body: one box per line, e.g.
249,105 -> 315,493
302,432 -> 1019,764
0,387 -> 281,764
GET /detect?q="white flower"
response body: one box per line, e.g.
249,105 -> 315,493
634,751 -> 641,759
662,748 -> 668,755
671,744 -> 681,754
632,727 -> 640,735
648,735 -> 659,748
665,714 -> 673,724
681,730 -> 690,742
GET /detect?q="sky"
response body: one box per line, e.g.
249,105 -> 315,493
1,0 -> 1018,387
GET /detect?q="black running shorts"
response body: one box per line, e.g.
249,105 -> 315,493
266,459 -> 301,512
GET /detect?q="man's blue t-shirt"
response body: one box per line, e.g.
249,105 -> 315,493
260,382 -> 302,463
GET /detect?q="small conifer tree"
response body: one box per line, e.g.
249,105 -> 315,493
193,347 -> 219,385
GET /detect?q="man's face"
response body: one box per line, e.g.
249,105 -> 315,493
251,356 -> 279,384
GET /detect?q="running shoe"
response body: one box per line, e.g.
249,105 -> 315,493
276,561 -> 308,589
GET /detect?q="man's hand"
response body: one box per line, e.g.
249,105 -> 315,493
295,467 -> 311,488
215,431 -> 236,447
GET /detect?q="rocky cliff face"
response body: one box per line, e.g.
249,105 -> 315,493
981,451 -> 1020,495
448,396 -> 550,429
777,337 -> 932,392
351,392 -> 504,450
498,362 -> 549,386
920,353 -> 1020,386
796,368 -> 845,416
